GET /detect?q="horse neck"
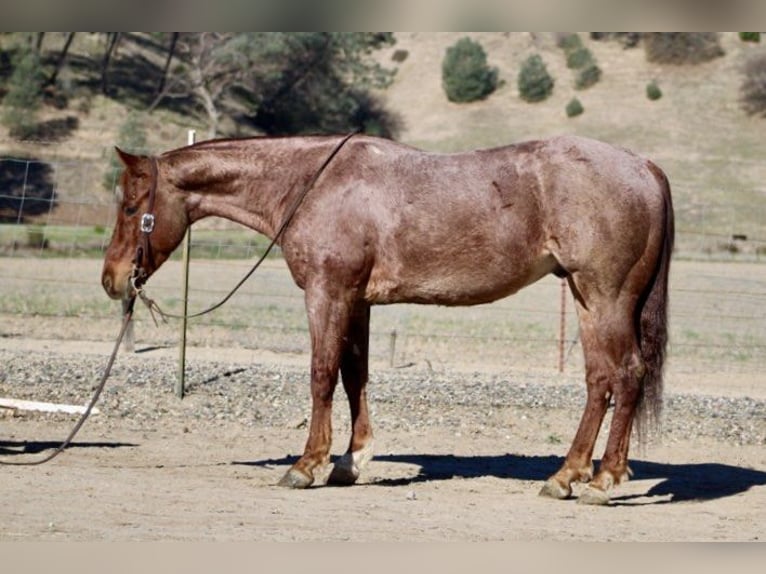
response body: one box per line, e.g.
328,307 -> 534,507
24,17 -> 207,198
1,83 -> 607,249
164,137 -> 339,239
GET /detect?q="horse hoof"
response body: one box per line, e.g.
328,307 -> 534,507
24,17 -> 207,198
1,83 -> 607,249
277,468 -> 313,489
538,478 -> 571,500
328,456 -> 359,485
328,442 -> 374,486
578,486 -> 610,506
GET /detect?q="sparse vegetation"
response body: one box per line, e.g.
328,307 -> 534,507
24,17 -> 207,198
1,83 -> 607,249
644,33 -> 724,65
441,37 -> 499,103
646,80 -> 663,101
739,32 -> 761,43
740,52 -> 766,117
392,49 -> 409,63
575,63 -> 601,90
558,33 -> 602,90
1,40 -> 45,139
566,46 -> 592,70
556,33 -> 583,53
0,32 -> 764,252
590,32 -> 641,48
565,97 -> 584,117
517,54 -> 554,103
26,225 -> 48,249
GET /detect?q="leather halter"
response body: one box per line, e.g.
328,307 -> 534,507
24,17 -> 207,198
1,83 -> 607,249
130,157 -> 159,292
130,130 -> 359,315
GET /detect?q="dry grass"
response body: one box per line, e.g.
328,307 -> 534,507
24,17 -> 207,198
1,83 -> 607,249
374,33 -> 766,250
0,33 -> 765,252
1,257 -> 764,389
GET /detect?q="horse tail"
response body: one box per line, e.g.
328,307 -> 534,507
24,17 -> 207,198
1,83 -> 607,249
635,161 -> 674,444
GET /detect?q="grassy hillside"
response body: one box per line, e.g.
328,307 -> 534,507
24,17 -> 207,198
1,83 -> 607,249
1,32 -> 765,257
374,33 -> 766,257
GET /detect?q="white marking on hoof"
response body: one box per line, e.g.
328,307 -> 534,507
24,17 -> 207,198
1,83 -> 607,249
328,441 -> 374,485
277,468 -> 313,489
578,485 -> 611,506
538,478 -> 572,500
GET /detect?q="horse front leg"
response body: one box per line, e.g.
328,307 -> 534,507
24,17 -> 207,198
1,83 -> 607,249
329,302 -> 374,485
278,287 -> 353,489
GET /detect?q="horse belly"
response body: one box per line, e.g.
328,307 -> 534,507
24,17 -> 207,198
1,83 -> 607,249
364,249 -> 557,306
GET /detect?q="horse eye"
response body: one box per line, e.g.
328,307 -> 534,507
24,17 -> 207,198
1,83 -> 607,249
123,205 -> 138,216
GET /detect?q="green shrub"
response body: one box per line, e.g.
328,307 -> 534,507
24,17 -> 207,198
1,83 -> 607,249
26,225 -> 48,249
518,54 -> 554,103
1,43 -> 45,139
740,53 -> 766,117
566,46 -> 594,69
391,49 -> 409,63
646,80 -> 663,101
739,32 -> 761,43
441,37 -> 499,103
557,33 -> 583,53
566,97 -> 584,117
644,33 -> 724,65
558,34 -> 602,89
575,63 -> 602,90
590,33 -> 641,48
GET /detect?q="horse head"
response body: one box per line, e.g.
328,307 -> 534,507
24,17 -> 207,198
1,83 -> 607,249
101,148 -> 189,301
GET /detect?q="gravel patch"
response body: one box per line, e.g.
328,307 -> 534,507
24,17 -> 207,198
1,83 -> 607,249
1,348 -> 763,446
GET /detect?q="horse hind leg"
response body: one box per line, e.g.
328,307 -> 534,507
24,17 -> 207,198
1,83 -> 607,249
578,339 -> 644,505
539,297 -> 612,500
540,281 -> 643,504
328,302 -> 375,485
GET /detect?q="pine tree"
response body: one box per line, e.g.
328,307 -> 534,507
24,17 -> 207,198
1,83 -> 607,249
518,54 -> 554,103
1,44 -> 45,139
441,37 -> 499,103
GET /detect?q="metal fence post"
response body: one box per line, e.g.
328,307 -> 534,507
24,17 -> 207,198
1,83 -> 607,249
558,277 -> 566,373
176,129 -> 196,398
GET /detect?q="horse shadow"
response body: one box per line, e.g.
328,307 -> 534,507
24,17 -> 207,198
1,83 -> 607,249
0,439 -> 137,456
238,452 -> 766,505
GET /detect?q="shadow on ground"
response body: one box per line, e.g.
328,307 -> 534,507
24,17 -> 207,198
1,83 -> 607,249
0,439 -> 137,456
238,452 -> 766,505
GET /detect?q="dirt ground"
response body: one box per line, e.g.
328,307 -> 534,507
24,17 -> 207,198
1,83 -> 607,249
1,258 -> 765,541
0,424 -> 762,542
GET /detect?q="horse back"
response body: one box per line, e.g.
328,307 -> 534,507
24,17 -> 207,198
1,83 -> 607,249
288,135 -> 666,306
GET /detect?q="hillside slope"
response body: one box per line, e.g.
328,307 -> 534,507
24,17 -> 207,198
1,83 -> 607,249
1,32 -> 764,254
375,32 -> 765,254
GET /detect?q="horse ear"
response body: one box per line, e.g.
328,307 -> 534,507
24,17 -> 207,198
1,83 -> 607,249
115,147 -> 150,175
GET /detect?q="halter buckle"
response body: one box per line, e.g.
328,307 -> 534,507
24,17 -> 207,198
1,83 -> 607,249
140,213 -> 155,234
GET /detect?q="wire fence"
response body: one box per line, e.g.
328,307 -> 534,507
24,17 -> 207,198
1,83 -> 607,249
1,152 -> 765,380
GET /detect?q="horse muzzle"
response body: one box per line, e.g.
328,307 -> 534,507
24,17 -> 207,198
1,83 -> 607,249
101,264 -> 135,300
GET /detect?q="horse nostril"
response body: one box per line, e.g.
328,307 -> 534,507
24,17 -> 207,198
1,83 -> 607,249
102,274 -> 113,294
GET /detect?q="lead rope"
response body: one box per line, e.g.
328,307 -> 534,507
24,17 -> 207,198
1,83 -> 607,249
0,301 -> 135,465
135,130 -> 358,322
0,131 -> 357,465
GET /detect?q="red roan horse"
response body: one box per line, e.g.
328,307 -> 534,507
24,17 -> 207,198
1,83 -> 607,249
102,134 -> 673,505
